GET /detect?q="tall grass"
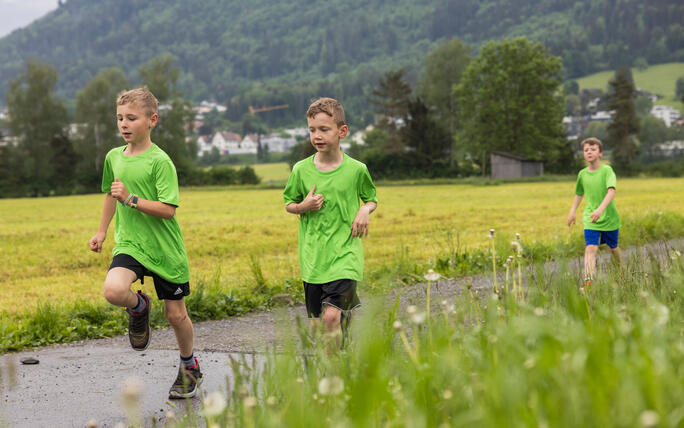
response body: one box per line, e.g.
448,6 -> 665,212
158,245 -> 684,428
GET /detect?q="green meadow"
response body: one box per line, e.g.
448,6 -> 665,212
575,62 -> 684,110
1,178 -> 684,351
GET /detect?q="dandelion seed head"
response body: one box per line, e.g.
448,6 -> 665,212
424,269 -> 441,282
511,240 -> 523,256
296,377 -> 304,383
393,320 -> 403,330
534,307 -> 545,316
442,389 -> 453,400
488,229 -> 495,238
440,300 -> 448,307
266,396 -> 277,406
640,410 -> 659,427
515,232 -> 520,241
86,420 -> 98,428
203,391 -> 227,417
166,411 -> 176,422
406,305 -> 417,315
318,376 -> 345,396
243,396 -> 257,409
524,358 -> 535,369
410,312 -> 427,325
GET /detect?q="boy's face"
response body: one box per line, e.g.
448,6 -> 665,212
116,102 -> 158,145
582,143 -> 602,163
307,112 -> 348,155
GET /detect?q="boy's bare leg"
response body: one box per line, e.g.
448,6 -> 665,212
610,247 -> 622,266
322,305 -> 342,350
584,245 -> 599,281
164,299 -> 194,357
103,267 -> 139,308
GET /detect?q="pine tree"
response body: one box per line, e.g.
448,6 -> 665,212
606,67 -> 640,175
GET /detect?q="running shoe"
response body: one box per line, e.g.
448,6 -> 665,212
126,290 -> 150,351
169,358 -> 204,399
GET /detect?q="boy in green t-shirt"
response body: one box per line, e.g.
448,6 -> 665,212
567,137 -> 622,288
88,88 -> 203,399
283,97 -> 378,348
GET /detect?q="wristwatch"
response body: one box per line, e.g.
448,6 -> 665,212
129,195 -> 139,209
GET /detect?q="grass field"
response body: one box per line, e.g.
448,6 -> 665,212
2,178 -> 684,320
250,162 -> 291,183
574,62 -> 684,110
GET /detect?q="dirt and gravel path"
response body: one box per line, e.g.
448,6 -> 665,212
1,239 -> 682,427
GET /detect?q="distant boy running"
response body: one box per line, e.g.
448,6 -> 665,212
88,88 -> 203,398
567,137 -> 622,288
283,97 -> 378,348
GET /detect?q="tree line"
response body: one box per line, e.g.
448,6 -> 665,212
1,34 -> 674,197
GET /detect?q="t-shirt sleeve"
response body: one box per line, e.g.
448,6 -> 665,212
605,167 -> 617,189
358,165 -> 378,203
574,172 -> 584,196
101,152 -> 114,193
154,159 -> 180,206
283,167 -> 303,205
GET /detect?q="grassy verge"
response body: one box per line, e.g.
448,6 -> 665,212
123,238 -> 684,427
2,211 -> 683,353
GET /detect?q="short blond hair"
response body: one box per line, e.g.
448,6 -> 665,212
306,97 -> 346,127
580,137 -> 603,151
117,87 -> 158,117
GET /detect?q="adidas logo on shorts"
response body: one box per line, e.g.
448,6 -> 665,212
174,287 -> 183,295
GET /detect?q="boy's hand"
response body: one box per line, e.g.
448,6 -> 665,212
89,231 -> 106,253
351,205 -> 371,238
110,177 -> 130,203
590,208 -> 603,223
300,185 -> 324,212
567,212 -> 576,227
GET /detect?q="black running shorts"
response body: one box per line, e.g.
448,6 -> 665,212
109,253 -> 190,300
303,279 -> 361,318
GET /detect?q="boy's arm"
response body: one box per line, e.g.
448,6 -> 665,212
568,194 -> 583,227
89,193 -> 117,253
351,201 -> 377,238
590,187 -> 615,223
285,185 -> 323,215
111,177 -> 176,220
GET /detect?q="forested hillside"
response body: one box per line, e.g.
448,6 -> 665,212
0,0 -> 682,126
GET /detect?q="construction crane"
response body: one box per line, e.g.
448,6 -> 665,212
248,104 -> 289,116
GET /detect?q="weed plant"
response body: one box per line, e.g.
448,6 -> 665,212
157,246 -> 684,428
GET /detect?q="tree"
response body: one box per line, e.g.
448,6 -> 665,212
400,97 -> 451,170
140,55 -> 194,180
454,38 -> 566,176
419,37 -> 471,167
676,77 -> 684,100
75,67 -> 130,189
606,67 -> 640,175
369,70 -> 412,136
639,115 -> 668,158
5,59 -> 69,196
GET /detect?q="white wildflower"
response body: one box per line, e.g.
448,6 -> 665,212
318,376 -> 344,396
640,410 -> 659,427
424,269 -> 441,282
410,312 -> 427,325
243,396 -> 257,409
202,391 -> 227,417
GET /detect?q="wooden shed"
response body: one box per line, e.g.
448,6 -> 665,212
490,151 -> 543,179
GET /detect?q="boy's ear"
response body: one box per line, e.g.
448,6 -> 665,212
149,113 -> 159,128
338,124 -> 349,139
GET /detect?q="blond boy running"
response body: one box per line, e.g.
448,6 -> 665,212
284,98 -> 378,348
89,88 -> 203,398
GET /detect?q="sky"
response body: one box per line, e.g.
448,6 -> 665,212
0,0 -> 58,38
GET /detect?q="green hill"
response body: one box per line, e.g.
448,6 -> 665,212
575,63 -> 684,110
0,0 -> 682,126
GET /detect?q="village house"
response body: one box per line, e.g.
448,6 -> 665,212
650,105 -> 681,127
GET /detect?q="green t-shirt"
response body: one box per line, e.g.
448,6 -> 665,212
283,154 -> 378,283
101,144 -> 190,283
574,163 -> 621,231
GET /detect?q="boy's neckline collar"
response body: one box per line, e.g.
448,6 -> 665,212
312,151 -> 345,173
123,142 -> 155,157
